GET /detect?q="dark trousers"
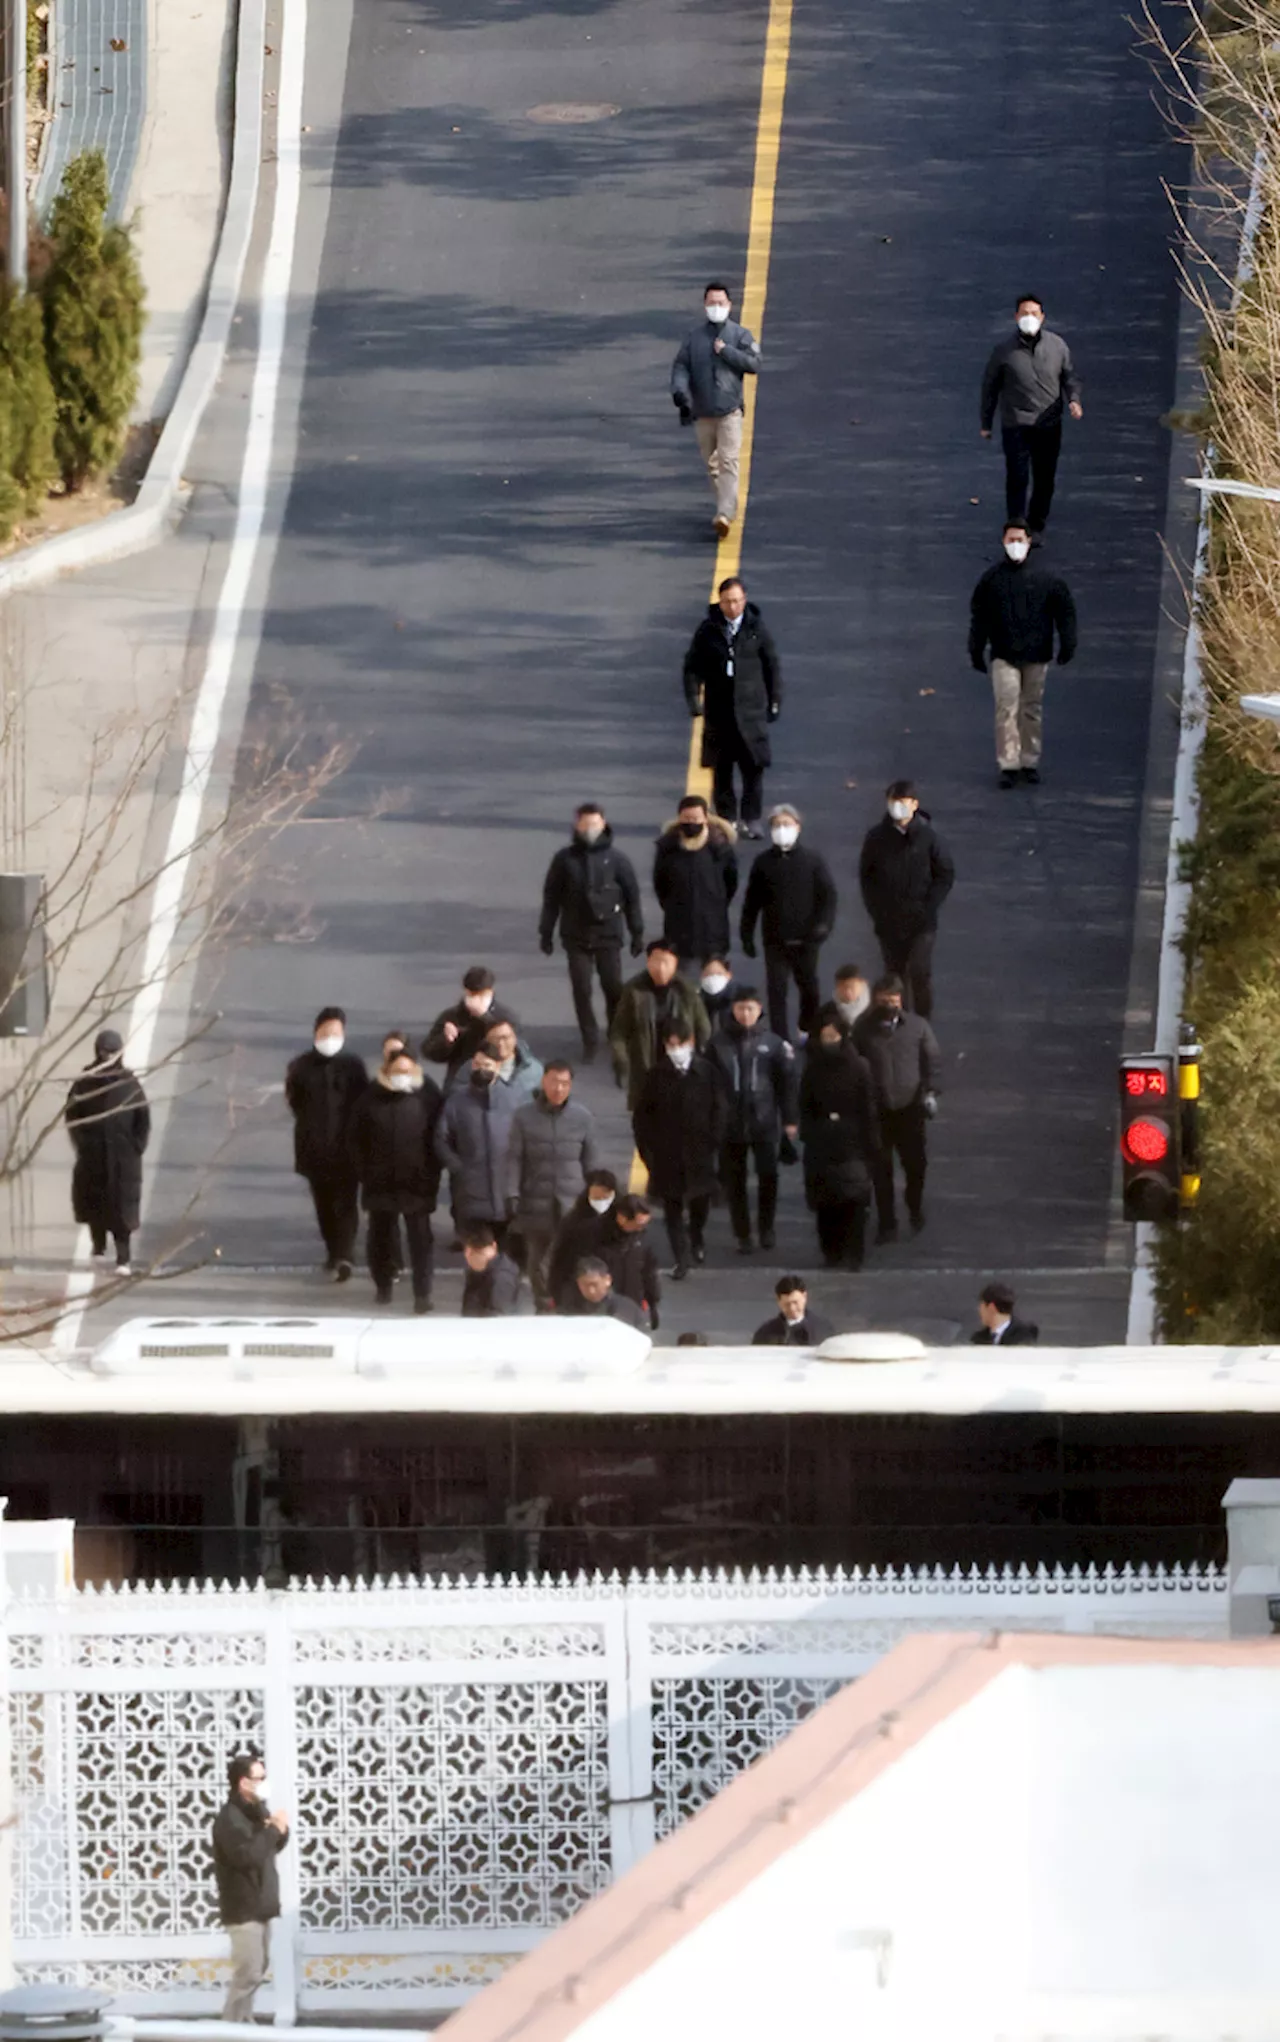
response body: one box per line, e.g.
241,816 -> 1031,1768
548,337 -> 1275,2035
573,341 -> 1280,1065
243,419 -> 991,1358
90,1226 -> 131,1266
878,928 -> 936,1020
662,1195 -> 711,1267
873,1102 -> 928,1228
566,941 -> 624,1051
306,1172 -> 360,1266
710,727 -> 765,824
722,1140 -> 778,1243
764,941 -> 822,1041
1002,419 -> 1061,532
367,1208 -> 434,1302
815,1200 -> 867,1269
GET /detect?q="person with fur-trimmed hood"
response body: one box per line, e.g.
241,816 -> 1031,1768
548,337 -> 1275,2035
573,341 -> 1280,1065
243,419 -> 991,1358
653,792 -> 738,982
347,1048 -> 443,1312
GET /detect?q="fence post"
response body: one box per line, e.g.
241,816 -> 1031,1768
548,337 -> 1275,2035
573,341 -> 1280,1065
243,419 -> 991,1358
610,1594 -> 655,1872
263,1593 -> 299,2024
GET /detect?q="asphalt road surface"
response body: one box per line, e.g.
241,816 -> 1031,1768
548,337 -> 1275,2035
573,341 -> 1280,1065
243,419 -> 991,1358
123,0 -> 1185,1346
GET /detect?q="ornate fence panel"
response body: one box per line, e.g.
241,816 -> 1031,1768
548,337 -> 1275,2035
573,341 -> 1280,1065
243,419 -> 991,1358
5,1563 -> 1225,2013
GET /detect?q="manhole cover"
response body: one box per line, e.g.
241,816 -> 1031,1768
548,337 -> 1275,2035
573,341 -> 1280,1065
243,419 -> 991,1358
525,102 -> 620,124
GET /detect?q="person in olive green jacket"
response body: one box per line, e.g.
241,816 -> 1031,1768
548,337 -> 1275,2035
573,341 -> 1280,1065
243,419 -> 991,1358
608,940 -> 709,1111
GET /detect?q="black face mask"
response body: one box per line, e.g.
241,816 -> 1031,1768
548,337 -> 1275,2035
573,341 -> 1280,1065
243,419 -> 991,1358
471,1070 -> 496,1088
679,821 -> 703,840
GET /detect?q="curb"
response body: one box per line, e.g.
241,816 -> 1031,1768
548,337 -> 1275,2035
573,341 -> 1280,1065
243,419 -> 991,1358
0,0 -> 267,599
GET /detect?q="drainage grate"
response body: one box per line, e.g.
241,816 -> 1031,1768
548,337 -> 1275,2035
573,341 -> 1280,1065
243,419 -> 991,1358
242,1344 -> 335,1361
138,1344 -> 230,1360
525,102 -> 620,123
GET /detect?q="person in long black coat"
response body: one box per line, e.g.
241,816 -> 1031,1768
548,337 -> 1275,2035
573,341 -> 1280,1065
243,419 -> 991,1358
632,1025 -> 727,1278
65,1029 -> 151,1272
653,795 -> 738,980
798,1010 -> 879,1272
284,1005 -> 368,1280
857,781 -> 955,1020
682,579 -> 781,836
347,1051 -> 443,1311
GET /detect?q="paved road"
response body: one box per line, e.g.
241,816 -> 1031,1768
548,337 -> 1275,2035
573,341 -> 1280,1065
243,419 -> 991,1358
109,0 -> 1183,1347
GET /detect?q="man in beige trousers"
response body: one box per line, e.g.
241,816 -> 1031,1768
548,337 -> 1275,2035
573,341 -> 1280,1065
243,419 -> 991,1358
671,282 -> 761,538
969,521 -> 1078,790
212,1751 -> 289,2021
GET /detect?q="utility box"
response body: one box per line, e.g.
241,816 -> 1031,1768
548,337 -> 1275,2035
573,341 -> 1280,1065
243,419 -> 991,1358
0,876 -> 47,1038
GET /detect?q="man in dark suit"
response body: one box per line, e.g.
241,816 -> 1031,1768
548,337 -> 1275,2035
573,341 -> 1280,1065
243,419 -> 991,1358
969,1280 -> 1039,1345
752,1274 -> 833,1347
682,576 -> 781,837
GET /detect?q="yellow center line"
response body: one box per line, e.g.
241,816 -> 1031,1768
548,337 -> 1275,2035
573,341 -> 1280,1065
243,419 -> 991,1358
632,0 -> 795,1196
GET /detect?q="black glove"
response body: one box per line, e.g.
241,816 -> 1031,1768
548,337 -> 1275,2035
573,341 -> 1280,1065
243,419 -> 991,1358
971,656 -> 987,673
539,936 -> 554,957
741,935 -> 757,958
630,937 -> 644,958
1057,651 -> 1074,667
778,1132 -> 799,1167
673,394 -> 693,426
648,1308 -> 660,1332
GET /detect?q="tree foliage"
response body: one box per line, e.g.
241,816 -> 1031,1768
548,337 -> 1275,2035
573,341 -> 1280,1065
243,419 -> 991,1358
41,150 -> 144,491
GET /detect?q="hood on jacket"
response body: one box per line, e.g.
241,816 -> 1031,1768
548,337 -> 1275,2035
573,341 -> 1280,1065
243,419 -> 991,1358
376,1061 -> 424,1093
657,814 -> 738,850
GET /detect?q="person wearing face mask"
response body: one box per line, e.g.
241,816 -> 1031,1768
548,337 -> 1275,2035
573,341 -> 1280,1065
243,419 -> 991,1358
798,1010 -> 879,1272
633,1023 -> 727,1279
421,967 -> 520,1092
832,964 -> 871,1031
538,803 -> 644,1061
969,520 -> 1078,788
857,781 -> 955,1022
548,1169 -> 621,1307
434,1043 -> 534,1249
706,988 -> 798,1255
682,577 -> 781,837
739,804 -> 838,1044
610,938 -> 710,1110
980,294 -> 1083,539
212,1751 -> 289,2023
65,1026 -> 151,1278
853,975 -> 941,1243
697,953 -> 744,1032
654,794 -> 738,984
347,1051 -> 443,1311
505,1063 -> 601,1311
284,1006 -> 369,1281
670,281 -> 762,538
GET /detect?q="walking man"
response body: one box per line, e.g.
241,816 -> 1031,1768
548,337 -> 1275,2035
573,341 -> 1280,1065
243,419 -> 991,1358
610,940 -> 710,1110
539,803 -> 643,1060
798,1011 -> 879,1272
435,1044 -> 534,1248
707,986 -> 797,1254
462,1227 -> 523,1316
633,1022 -> 727,1279
65,1028 -> 150,1277
980,294 -> 1083,539
549,1170 -> 620,1304
506,1062 -> 602,1311
605,1195 -> 663,1329
212,1752 -> 289,2023
560,1256 -> 647,1329
853,975 -> 941,1243
682,577 -> 781,836
347,1049 -> 443,1312
739,804 -> 838,1042
285,1006 -> 368,1281
752,1275 -> 834,1348
970,1280 -> 1039,1346
653,794 -> 738,982
421,967 -> 519,1091
969,521 -> 1077,788
858,782 -> 955,1020
670,280 -> 761,538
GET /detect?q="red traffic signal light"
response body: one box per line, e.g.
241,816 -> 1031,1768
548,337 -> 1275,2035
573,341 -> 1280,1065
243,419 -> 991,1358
1121,1117 -> 1171,1166
1118,1056 -> 1179,1222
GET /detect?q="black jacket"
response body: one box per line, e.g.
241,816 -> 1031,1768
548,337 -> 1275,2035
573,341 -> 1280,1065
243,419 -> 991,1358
421,997 -> 519,1089
604,1231 -> 663,1325
970,1318 -> 1040,1346
752,1309 -> 834,1347
462,1252 -> 522,1317
670,317 -> 761,419
740,842 -> 837,951
347,1074 -> 444,1214
549,1195 -> 619,1303
539,827 -> 643,953
707,1018 -> 798,1144
980,327 -> 1080,431
285,1047 -> 368,1178
66,1061 -> 151,1235
560,1288 -> 646,1329
653,818 -> 738,963
699,973 -> 750,1034
799,1043 -> 879,1208
683,604 -> 782,769
858,814 -> 955,940
969,558 -> 1077,668
852,1009 -> 942,1113
212,1795 -> 287,1926
633,1054 -> 728,1202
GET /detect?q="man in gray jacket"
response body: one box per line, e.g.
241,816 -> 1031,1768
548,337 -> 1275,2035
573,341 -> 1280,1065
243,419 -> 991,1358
506,1063 -> 603,1310
670,280 -> 761,538
853,976 -> 941,1244
435,1041 -> 539,1247
979,294 -> 1082,538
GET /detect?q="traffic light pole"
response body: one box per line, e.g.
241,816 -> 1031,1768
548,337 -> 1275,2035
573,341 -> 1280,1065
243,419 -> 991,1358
1178,1024 -> 1201,1208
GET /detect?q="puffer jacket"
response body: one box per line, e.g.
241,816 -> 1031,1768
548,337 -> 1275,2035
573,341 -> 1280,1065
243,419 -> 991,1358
435,1072 -> 528,1224
980,326 -> 1080,430
505,1093 -> 602,1224
539,827 -> 643,954
670,318 -> 761,418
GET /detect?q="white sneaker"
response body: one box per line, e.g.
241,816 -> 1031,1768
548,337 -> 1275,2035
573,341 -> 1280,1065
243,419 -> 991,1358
113,1263 -> 133,1278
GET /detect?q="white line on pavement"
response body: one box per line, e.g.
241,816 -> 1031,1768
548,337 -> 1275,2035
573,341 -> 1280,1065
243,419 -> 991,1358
53,0 -> 309,1354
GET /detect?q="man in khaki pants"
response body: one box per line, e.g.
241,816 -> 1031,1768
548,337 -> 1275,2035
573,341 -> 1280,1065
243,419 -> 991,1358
969,520 -> 1077,789
671,282 -> 761,538
212,1751 -> 289,2021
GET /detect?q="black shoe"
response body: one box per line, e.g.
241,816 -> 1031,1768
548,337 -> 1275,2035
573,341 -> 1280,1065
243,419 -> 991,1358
322,1256 -> 336,1273
822,1253 -> 843,1270
999,768 -> 1019,790
759,1229 -> 775,1251
581,1040 -> 599,1065
739,822 -> 763,840
1029,528 -> 1044,547
844,1252 -> 865,1272
413,1296 -> 433,1315
375,1287 -> 393,1305
334,1259 -> 353,1284
691,1240 -> 706,1266
909,1210 -> 927,1235
448,1236 -> 463,1253
735,1237 -> 754,1255
670,1261 -> 691,1281
875,1225 -> 899,1246
1021,766 -> 1041,785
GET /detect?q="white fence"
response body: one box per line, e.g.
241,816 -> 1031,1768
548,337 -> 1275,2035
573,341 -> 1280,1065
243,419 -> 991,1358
6,1563 -> 1226,2014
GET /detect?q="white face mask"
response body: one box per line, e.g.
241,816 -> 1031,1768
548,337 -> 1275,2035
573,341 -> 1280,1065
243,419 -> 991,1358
836,994 -> 867,1023
701,973 -> 730,996
314,1035 -> 343,1057
578,824 -> 604,844
463,992 -> 493,1016
1004,539 -> 1030,563
255,1779 -> 271,1802
667,1045 -> 694,1071
588,1194 -> 614,1214
888,800 -> 914,824
388,1072 -> 419,1094
1017,313 -> 1042,336
705,303 -> 730,325
771,823 -> 799,850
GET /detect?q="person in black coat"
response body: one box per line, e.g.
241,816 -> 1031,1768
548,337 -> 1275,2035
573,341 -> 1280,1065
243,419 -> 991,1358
752,1275 -> 834,1347
421,967 -> 520,1091
682,578 -> 782,836
212,1752 -> 290,2023
461,1228 -> 523,1316
853,977 -> 942,1243
696,954 -> 749,1034
605,1195 -> 663,1329
539,803 -> 644,1059
857,781 -> 955,1020
284,1005 -> 368,1280
970,1280 -> 1040,1345
548,1170 -> 620,1306
706,987 -> 798,1253
969,522 -> 1078,788
633,1024 -> 728,1279
798,1011 -> 879,1272
739,804 -> 838,1042
653,795 -> 738,980
65,1028 -> 151,1273
347,1051 -> 443,1311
